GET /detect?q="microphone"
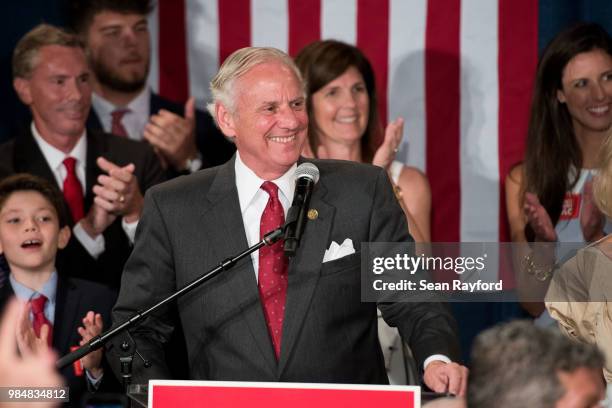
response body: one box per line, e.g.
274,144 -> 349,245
284,163 -> 320,257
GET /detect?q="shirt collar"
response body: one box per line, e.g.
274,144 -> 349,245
234,152 -> 296,213
92,87 -> 151,121
31,122 -> 87,171
9,271 -> 58,305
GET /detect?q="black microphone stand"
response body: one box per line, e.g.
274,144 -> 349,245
56,227 -> 285,373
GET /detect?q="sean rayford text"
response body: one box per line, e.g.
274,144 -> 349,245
371,279 -> 503,293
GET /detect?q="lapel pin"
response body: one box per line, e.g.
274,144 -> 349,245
307,209 -> 318,220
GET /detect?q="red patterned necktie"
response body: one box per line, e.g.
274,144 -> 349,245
111,109 -> 130,138
30,295 -> 53,347
62,157 -> 84,222
258,181 -> 288,359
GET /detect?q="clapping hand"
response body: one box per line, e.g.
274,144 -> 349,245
372,117 -> 404,169
524,192 -> 557,242
94,157 -> 144,223
77,311 -> 104,379
144,97 -> 198,171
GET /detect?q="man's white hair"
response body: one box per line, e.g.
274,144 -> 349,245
206,47 -> 305,127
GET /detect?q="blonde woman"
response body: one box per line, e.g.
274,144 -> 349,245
546,133 -> 612,394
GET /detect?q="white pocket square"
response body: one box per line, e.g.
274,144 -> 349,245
322,238 -> 355,263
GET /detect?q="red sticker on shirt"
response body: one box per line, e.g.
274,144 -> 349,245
560,193 -> 581,220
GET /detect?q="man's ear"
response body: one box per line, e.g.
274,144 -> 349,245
13,77 -> 33,105
57,226 -> 71,250
215,103 -> 237,138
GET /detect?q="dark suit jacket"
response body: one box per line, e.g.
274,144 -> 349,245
0,128 -> 166,288
0,274 -> 120,407
87,92 -> 236,174
110,157 -> 460,384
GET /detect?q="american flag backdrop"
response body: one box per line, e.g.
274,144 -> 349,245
146,0 -> 539,244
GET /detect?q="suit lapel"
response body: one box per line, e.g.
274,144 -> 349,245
202,158 -> 278,373
53,276 -> 81,355
84,131 -> 106,210
0,282 -> 15,316
13,130 -> 59,189
277,179 -> 335,376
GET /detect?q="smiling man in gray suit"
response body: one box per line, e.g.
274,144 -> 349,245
110,47 -> 468,395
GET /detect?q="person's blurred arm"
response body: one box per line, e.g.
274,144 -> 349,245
0,298 -> 63,408
505,164 -> 552,317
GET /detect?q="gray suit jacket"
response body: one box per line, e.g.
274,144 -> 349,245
109,157 -> 460,384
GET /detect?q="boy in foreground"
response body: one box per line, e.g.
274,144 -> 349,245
0,174 -> 119,406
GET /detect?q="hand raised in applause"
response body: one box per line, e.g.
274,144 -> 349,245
524,192 -> 557,242
77,311 -> 104,379
93,157 -> 144,223
144,97 -> 198,171
15,300 -> 50,356
1,299 -> 63,407
372,117 -> 404,170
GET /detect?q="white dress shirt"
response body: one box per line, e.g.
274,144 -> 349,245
91,88 -> 151,142
31,122 -> 138,257
234,152 -> 296,279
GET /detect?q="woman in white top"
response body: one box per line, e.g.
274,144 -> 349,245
294,39 -> 431,243
505,23 -> 612,318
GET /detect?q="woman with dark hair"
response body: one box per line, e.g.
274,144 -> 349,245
295,40 -> 431,242
506,22 -> 612,317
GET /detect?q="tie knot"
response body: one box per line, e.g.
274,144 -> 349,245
63,157 -> 77,172
111,108 -> 130,121
261,181 -> 280,199
30,295 -> 48,314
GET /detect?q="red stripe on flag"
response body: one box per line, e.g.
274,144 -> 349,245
158,0 -> 189,102
288,0 -> 321,57
219,0 -> 251,65
357,0 -> 389,142
425,0 -> 461,242
498,0 -> 538,242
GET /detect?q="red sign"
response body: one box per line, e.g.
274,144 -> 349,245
150,380 -> 420,408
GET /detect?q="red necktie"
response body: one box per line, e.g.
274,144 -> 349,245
258,181 -> 288,359
111,109 -> 130,138
30,295 -> 53,347
62,157 -> 84,222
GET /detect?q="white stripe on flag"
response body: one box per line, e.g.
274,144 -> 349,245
251,0 -> 288,51
388,0 -> 428,172
148,3 -> 160,93
460,0 -> 500,242
186,0 -> 219,106
321,0 -> 357,44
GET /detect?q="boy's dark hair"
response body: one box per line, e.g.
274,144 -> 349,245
69,0 -> 154,34
0,174 -> 68,228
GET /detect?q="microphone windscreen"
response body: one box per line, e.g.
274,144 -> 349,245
296,163 -> 320,184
